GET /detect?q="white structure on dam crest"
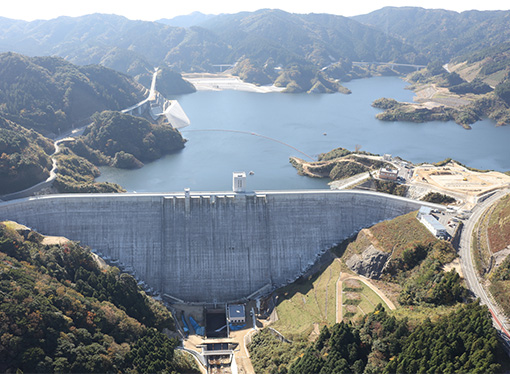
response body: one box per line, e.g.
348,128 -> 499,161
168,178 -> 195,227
0,190 -> 441,302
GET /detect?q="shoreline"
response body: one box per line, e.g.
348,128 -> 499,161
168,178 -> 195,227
183,73 -> 285,93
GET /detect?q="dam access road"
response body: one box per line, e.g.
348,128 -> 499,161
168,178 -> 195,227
0,189 -> 442,303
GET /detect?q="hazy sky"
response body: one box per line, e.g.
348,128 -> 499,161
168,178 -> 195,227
2,0 -> 509,21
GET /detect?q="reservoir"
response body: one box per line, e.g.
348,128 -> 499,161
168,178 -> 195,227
97,76 -> 510,192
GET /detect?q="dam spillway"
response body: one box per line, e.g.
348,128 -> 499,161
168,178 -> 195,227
0,190 -> 436,302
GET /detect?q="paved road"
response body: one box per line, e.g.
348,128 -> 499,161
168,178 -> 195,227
458,189 -> 510,350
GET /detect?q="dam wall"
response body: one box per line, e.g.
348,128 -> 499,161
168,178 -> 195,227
0,190 -> 437,302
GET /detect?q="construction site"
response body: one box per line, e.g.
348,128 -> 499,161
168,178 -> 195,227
410,161 -> 510,209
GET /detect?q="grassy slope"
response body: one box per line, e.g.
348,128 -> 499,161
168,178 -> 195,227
488,194 -> 510,253
342,279 -> 388,322
346,211 -> 437,258
272,259 -> 340,339
272,210 -> 461,340
487,194 -> 510,316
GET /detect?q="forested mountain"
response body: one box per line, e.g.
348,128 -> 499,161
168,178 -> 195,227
450,41 -> 510,88
0,14 -> 230,74
1,8 -> 508,86
0,117 -> 54,194
353,7 -> 510,61
0,52 -> 146,135
0,222 -> 199,373
0,10 -> 420,75
200,9 -> 423,67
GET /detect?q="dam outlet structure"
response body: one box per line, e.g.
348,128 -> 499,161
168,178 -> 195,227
0,190 -> 440,302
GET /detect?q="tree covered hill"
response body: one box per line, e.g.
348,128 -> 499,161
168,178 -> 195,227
83,110 -> 185,167
0,116 -> 54,194
136,66 -> 196,97
0,52 -> 146,135
156,12 -> 217,28
0,221 -> 199,373
200,9 -> 422,67
249,302 -> 504,373
0,14 -> 230,75
353,7 -> 510,62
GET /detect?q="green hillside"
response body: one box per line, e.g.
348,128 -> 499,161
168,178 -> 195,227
1,8 -> 509,90
136,66 -> 196,96
83,110 -> 185,166
250,303 -> 503,374
0,116 -> 54,194
0,14 -> 230,75
0,222 -> 199,373
201,9 -> 421,67
450,42 -> 510,87
353,7 -> 510,61
0,52 -> 145,135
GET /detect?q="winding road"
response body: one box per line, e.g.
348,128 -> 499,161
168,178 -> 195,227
458,189 -> 510,351
1,69 -> 159,201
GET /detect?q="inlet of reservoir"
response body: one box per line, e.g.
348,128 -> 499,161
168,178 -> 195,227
97,76 -> 510,192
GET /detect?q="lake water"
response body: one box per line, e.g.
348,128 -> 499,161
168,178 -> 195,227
97,77 -> 510,192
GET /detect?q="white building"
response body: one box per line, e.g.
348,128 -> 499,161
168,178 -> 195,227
233,172 -> 246,193
419,213 -> 447,238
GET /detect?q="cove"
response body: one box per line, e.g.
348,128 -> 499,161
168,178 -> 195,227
97,76 -> 510,192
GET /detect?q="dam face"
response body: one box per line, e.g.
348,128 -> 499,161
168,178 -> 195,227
0,190 -> 433,302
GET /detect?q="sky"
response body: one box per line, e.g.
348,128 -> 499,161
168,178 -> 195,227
2,0 -> 509,22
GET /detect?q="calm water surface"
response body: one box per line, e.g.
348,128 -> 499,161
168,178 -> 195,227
98,77 -> 510,192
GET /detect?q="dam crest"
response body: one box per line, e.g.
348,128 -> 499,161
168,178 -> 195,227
0,189 -> 439,302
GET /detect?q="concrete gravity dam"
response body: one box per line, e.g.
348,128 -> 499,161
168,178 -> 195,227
0,189 -> 437,302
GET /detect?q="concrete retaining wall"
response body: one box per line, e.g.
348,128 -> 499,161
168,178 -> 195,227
0,190 -> 436,302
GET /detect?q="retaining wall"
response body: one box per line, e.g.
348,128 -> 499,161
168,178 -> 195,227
0,190 -> 436,302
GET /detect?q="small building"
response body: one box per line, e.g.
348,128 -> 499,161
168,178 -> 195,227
417,206 -> 432,218
383,154 -> 392,161
232,172 -> 246,193
379,168 -> 398,181
227,304 -> 246,324
419,214 -> 447,238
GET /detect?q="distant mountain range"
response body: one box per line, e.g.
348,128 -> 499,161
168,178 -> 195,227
353,7 -> 510,61
156,11 -> 218,28
0,7 -> 509,85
